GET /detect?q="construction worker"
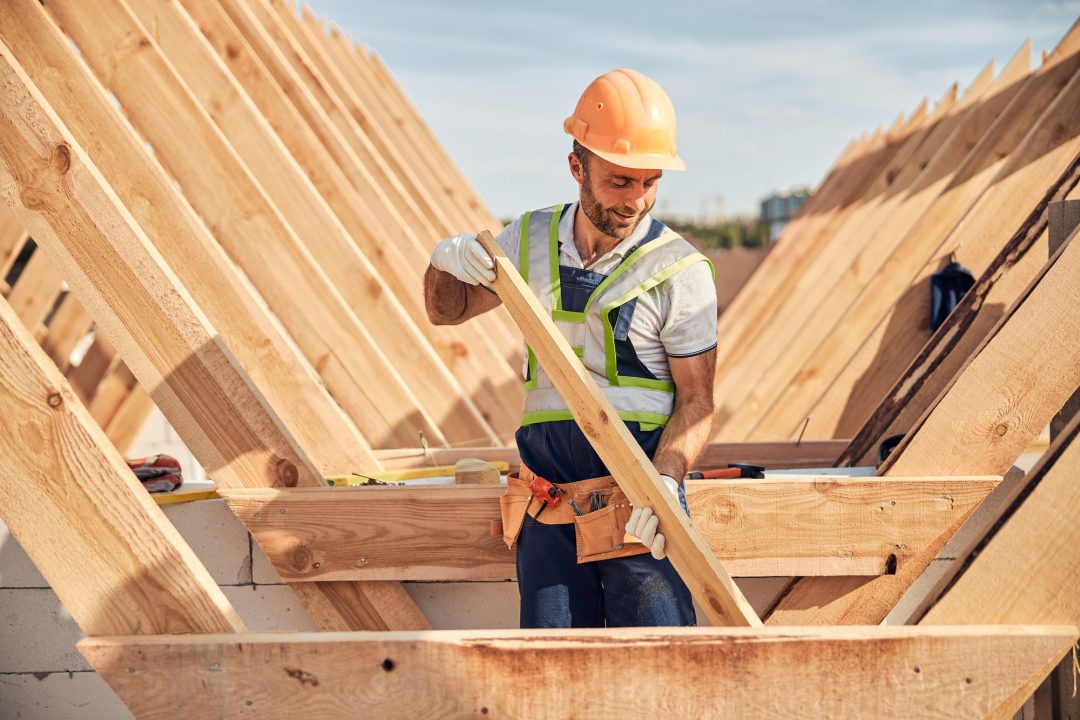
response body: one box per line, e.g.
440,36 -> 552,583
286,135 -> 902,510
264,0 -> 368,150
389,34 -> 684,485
424,69 -> 716,628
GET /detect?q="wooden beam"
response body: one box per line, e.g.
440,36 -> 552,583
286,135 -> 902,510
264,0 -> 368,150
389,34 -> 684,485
0,294 -> 245,636
758,33 -> 1080,440
42,0 -> 447,448
839,170 -> 1080,466
767,224 -> 1080,625
0,0 -> 379,473
371,439 -> 851,471
5,245 -> 64,328
0,35 -> 425,630
120,0 -> 506,443
920,401 -> 1080,627
79,625 -> 1078,719
222,476 -> 999,581
476,231 -> 759,627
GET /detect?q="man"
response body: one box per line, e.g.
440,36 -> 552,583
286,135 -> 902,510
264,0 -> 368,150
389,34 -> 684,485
423,68 -> 716,628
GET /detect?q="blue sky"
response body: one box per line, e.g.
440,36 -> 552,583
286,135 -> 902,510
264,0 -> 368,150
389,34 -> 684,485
306,1 -> 1077,220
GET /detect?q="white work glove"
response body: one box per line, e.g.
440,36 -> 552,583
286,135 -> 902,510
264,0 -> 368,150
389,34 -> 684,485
430,232 -> 495,287
624,473 -> 680,560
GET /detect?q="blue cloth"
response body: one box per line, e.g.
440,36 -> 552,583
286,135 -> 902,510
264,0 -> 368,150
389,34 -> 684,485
516,487 -> 696,628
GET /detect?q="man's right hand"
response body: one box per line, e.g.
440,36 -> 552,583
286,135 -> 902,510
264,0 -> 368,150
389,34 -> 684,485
430,233 -> 496,287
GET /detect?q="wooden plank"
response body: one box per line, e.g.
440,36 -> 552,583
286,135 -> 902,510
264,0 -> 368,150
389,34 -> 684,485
79,625 -> 1077,719
920,416 -> 1080,720
1,0 -> 428,630
122,0 -> 506,442
39,292 -> 93,372
883,227 -> 1080,476
0,0 -> 380,473
65,333 -> 116,405
839,176 -> 1080,466
476,230 -> 759,627
4,243 -> 64,328
0,295 -> 245,636
180,0 -> 521,417
724,53 -> 1030,441
757,31 -> 1080,440
371,439 -> 851,471
921,415 -> 1080,624
222,476 -> 999,581
0,35 -> 320,489
767,225 -> 1080,626
43,0 -> 447,449
714,77 -> 970,438
0,38 -> 423,634
102,381 -> 156,454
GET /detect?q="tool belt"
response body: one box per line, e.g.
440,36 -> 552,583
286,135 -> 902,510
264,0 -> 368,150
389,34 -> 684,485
498,463 -> 649,564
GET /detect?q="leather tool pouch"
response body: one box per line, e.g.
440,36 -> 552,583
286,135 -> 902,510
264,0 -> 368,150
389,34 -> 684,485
573,490 -> 647,563
499,493 -> 530,550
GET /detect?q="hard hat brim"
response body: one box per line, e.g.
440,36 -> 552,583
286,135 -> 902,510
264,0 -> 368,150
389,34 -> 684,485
587,145 -> 687,172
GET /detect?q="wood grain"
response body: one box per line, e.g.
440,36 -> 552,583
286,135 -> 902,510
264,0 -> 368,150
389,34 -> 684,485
79,625 -> 1077,719
223,476 -> 998,582
0,295 -> 245,636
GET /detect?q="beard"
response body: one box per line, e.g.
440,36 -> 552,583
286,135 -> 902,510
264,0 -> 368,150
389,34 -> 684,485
580,171 -> 654,241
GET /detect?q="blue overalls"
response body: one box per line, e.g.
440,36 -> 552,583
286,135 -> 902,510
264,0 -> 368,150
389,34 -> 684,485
513,209 -> 697,629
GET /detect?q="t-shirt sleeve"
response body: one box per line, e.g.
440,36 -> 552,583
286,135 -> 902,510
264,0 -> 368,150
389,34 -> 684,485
494,216 -> 522,268
659,259 -> 718,357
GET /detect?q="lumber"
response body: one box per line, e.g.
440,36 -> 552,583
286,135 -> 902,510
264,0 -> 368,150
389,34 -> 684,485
120,0 -> 505,442
38,293 -> 92,372
222,476 -> 998,581
883,226 -> 1080,476
0,0 -> 380,473
79,625 -> 1078,719
757,29 -> 1080,440
839,177 -> 1080,466
714,81 -> 959,437
0,36 -> 425,631
723,53 -> 1028,441
0,295 -> 245,636
920,410 -> 1080,628
476,230 -> 759,627
371,439 -> 851,471
767,224 -> 1080,625
176,0 -> 522,410
5,245 -> 64,329
43,0 -> 447,449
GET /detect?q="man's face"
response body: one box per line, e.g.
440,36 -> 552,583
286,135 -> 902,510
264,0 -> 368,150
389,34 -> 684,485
570,151 -> 662,241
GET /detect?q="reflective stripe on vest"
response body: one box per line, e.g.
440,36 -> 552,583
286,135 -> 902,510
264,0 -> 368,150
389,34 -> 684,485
518,203 -> 713,430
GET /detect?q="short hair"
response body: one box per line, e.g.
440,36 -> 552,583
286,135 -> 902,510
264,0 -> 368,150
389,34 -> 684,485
572,140 -> 594,175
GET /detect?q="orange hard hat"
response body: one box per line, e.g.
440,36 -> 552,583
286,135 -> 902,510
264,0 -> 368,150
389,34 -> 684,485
564,68 -> 686,171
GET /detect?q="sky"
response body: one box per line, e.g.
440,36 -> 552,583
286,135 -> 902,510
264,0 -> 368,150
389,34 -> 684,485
307,1 -> 1077,221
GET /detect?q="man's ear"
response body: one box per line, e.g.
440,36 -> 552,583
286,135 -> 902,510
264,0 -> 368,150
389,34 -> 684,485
568,152 -> 585,185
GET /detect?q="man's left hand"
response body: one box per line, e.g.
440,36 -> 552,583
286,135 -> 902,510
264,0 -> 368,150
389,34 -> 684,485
625,474 -> 680,560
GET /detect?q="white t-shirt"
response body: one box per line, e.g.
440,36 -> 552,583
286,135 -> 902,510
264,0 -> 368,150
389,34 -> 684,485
496,203 -> 717,382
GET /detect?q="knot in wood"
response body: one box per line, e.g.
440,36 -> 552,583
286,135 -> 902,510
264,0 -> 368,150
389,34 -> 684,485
994,423 -> 1008,437
290,544 -> 312,573
276,459 -> 299,487
52,144 -> 71,175
46,392 -> 63,408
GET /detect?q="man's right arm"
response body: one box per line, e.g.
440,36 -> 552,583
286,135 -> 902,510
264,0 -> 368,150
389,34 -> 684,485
424,265 -> 502,325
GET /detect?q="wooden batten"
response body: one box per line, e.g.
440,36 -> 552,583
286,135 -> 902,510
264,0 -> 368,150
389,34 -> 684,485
79,625 -> 1078,719
222,476 -> 999,582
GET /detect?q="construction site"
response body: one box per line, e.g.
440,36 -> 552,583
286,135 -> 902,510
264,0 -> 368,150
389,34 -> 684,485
0,1 -> 1078,718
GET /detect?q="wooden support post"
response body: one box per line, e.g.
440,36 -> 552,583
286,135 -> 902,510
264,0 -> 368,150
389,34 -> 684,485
0,38 -> 426,630
221,475 -> 999,582
1049,199 -> 1080,438
0,294 -> 245,636
476,230 -> 759,627
79,626 -> 1078,719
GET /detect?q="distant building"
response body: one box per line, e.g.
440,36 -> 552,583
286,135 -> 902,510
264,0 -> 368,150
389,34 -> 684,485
760,186 -> 813,242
